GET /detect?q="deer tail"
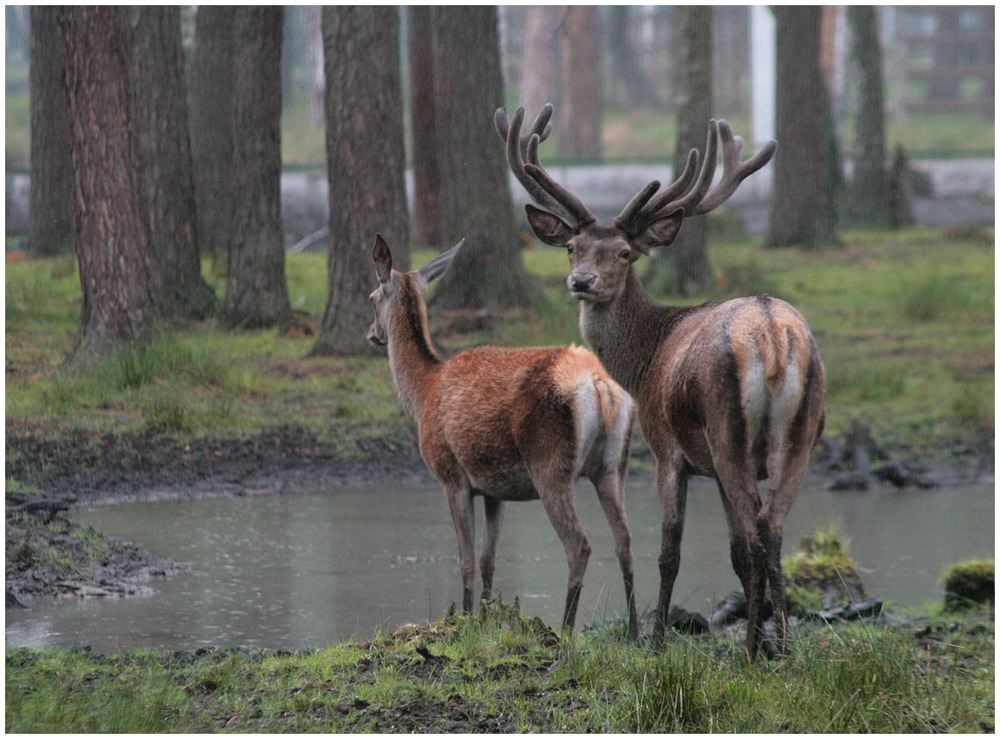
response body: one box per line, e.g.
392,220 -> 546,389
592,375 -> 623,433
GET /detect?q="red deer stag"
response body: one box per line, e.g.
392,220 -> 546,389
366,234 -> 639,639
495,105 -> 826,658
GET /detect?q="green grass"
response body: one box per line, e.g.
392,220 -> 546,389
5,601 -> 994,733
5,226 -> 994,453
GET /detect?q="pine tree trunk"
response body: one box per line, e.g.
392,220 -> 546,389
59,6 -> 155,365
310,6 -> 409,357
559,7 -> 602,161
190,6 -> 235,272
766,7 -> 840,249
125,7 -> 216,321
29,7 -> 74,256
427,6 -> 540,312
408,6 -> 442,248
219,7 -> 291,331
846,6 -> 889,227
650,5 -> 714,295
521,6 -> 562,117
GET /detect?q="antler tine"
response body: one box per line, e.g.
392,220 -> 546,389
692,120 -> 777,215
495,104 -> 596,228
648,119 -> 721,218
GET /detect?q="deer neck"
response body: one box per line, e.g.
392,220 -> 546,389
386,282 -> 442,422
578,266 -> 691,397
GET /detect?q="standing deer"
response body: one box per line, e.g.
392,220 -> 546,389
495,105 -> 827,658
366,234 -> 639,639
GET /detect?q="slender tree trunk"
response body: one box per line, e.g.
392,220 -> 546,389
559,6 -> 602,161
310,6 -> 409,357
58,6 -> 155,365
767,7 -> 840,249
190,6 -> 235,272
521,6 -> 562,117
219,7 -> 291,330
650,5 -> 714,295
29,7 -> 74,256
846,6 -> 889,227
124,6 -> 216,321
427,6 -> 540,312
408,6 -> 442,248
606,6 -> 662,110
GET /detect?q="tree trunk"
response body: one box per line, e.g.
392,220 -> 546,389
310,6 -> 409,357
58,6 -> 155,365
846,6 -> 889,228
427,6 -> 540,312
559,6 -> 602,161
29,7 -> 74,256
650,5 -> 714,295
124,7 -> 216,321
521,6 -> 562,117
408,6 -> 442,248
190,6 -> 235,272
766,7 -> 840,249
219,7 -> 291,331
606,7 -> 662,110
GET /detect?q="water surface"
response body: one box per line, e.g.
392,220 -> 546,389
6,478 -> 993,653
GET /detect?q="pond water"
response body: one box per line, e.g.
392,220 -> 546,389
6,477 -> 993,653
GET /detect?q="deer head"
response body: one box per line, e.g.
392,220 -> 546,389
494,105 -> 777,303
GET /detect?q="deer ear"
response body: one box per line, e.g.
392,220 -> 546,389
525,204 -> 576,247
632,209 -> 685,252
372,234 -> 393,284
416,238 -> 464,290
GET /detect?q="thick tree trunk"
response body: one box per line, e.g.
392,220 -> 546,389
59,6 -> 155,365
190,6 -> 235,272
125,7 -> 216,321
219,7 -> 291,330
559,7 -> 602,161
310,6 -> 409,357
846,6 -> 889,228
767,7 -> 840,249
427,6 -> 540,312
408,6 -> 442,248
29,7 -> 74,256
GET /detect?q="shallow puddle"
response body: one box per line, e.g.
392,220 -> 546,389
6,477 -> 993,652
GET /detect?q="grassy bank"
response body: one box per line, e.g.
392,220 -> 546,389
5,599 -> 994,733
5,226 -> 993,458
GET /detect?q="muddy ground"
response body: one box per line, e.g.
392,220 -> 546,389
5,423 -> 992,604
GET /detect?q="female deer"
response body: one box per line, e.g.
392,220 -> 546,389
367,234 -> 638,638
496,105 -> 827,658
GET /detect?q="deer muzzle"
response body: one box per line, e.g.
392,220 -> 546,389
568,272 -> 597,297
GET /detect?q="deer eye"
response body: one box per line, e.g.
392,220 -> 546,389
566,243 -> 575,255
618,249 -> 631,260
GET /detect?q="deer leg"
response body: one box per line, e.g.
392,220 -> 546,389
536,481 -> 592,633
444,482 -> 476,614
479,496 -> 505,601
760,451 -> 811,654
592,470 -> 638,641
653,460 -> 688,643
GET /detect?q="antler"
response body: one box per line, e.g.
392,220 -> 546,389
494,105 -> 596,228
616,120 -> 778,237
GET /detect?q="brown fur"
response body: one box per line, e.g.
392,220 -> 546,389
497,108 -> 826,658
367,236 -> 638,638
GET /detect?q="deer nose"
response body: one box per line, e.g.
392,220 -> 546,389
569,273 -> 596,293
